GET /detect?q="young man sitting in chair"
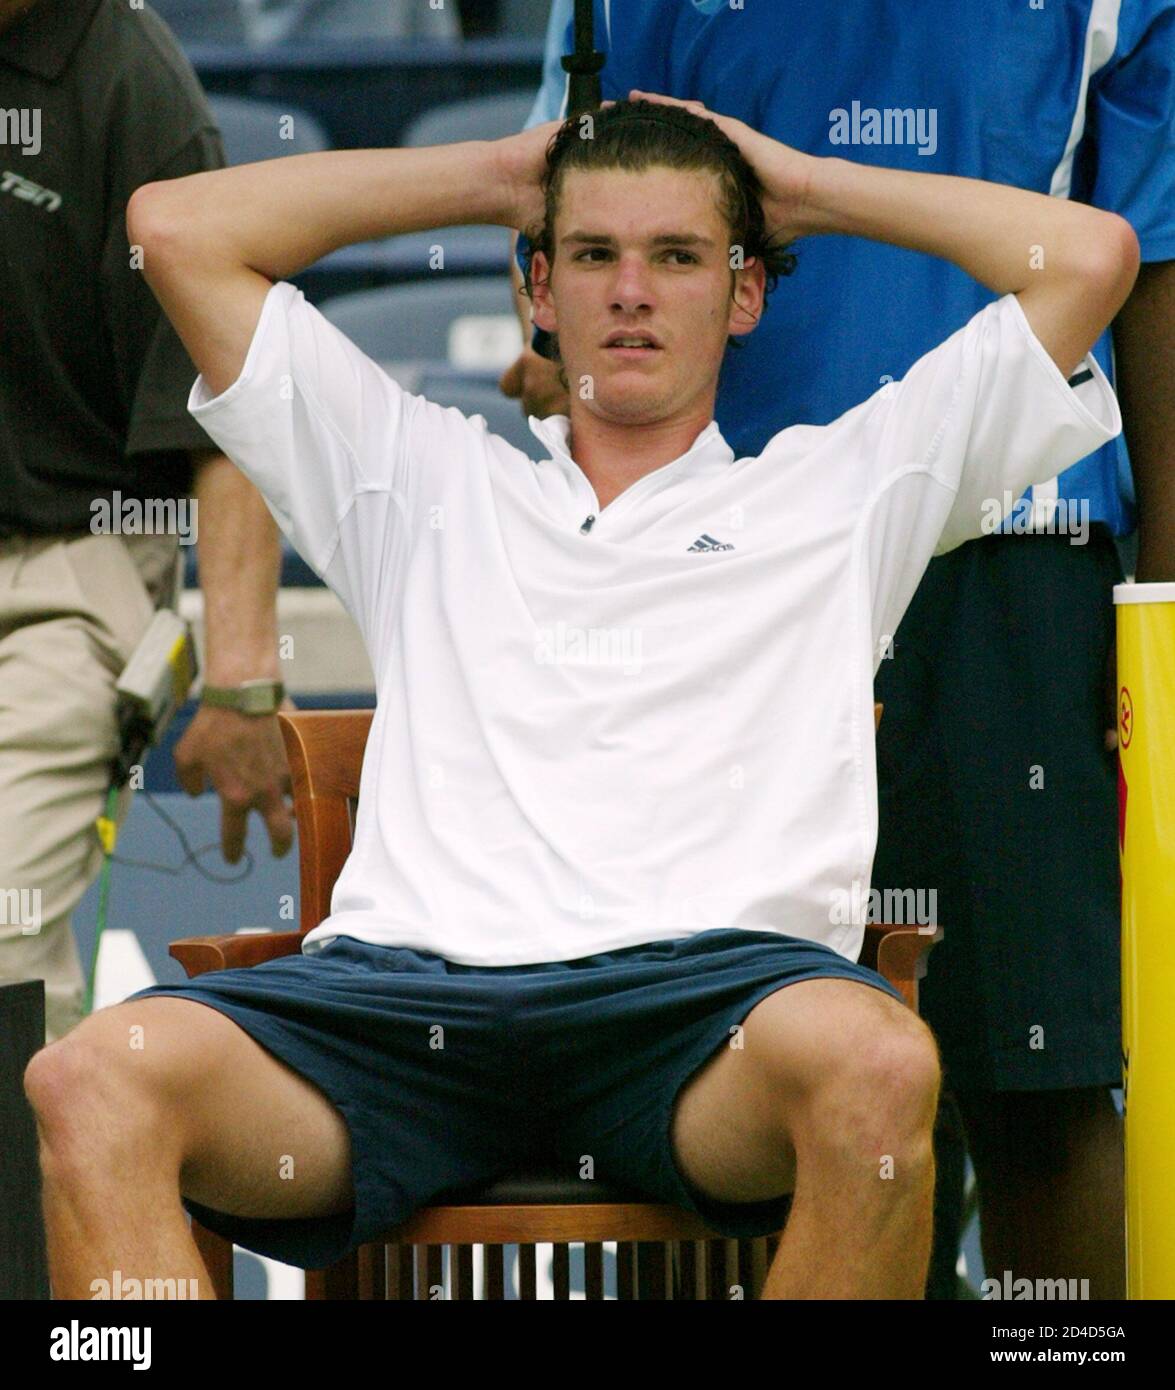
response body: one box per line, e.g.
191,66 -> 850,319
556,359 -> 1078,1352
24,95 -> 1135,1300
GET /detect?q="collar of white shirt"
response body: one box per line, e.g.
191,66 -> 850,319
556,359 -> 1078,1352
526,414 -> 738,502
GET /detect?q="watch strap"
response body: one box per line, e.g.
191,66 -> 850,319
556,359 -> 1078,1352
200,679 -> 285,715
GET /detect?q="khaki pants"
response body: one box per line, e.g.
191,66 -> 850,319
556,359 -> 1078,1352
0,531 -> 181,1044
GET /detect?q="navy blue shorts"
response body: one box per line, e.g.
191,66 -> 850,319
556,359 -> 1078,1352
128,929 -> 905,1270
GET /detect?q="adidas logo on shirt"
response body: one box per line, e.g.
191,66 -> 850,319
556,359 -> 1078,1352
687,534 -> 735,552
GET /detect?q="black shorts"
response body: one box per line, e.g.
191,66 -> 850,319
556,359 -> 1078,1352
872,526 -> 1124,1093
128,929 -> 904,1270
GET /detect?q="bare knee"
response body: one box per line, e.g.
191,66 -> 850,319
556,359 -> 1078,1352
24,1012 -> 180,1175
794,1009 -> 941,1175
863,1017 -> 941,1137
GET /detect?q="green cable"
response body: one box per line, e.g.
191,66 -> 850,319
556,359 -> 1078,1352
84,783 -> 121,1017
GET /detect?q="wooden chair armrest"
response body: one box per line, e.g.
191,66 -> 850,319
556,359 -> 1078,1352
171,922 -> 940,996
860,924 -> 942,1011
170,932 -> 306,979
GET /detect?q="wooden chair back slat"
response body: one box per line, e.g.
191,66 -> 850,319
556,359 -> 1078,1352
278,710 -> 373,935
684,1241 -> 706,1299
584,1242 -> 604,1299
749,1237 -> 769,1298
643,1241 -> 671,1299
552,1242 -> 571,1298
455,1244 -> 475,1299
518,1243 -> 537,1299
386,1245 -> 411,1300
485,1245 -> 505,1300
616,1241 -> 635,1299
357,1243 -> 385,1299
426,1245 -> 443,1298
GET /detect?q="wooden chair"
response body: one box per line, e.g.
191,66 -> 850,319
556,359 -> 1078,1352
171,705 -> 939,1300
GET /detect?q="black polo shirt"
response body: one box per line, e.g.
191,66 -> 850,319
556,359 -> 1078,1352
0,0 -> 226,538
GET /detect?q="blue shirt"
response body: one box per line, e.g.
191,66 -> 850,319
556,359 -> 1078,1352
521,0 -> 1175,536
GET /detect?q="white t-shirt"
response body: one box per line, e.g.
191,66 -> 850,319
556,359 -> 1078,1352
189,282 -> 1121,966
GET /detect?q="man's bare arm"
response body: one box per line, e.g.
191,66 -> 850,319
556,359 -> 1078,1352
126,141 -> 522,399
189,451 -> 282,687
177,450 -> 292,863
1114,261 -> 1175,582
789,157 -> 1140,381
628,92 -> 1141,381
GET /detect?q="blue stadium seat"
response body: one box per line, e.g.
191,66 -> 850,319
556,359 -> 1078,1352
400,91 -> 538,147
317,278 -> 521,366
208,94 -> 330,164
296,225 -> 515,304
187,46 -> 544,153
414,369 -> 544,459
150,0 -> 249,45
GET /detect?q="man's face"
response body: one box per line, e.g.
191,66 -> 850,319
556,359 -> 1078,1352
531,164 -> 765,426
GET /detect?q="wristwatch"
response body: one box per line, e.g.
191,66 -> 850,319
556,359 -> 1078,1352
200,679 -> 285,716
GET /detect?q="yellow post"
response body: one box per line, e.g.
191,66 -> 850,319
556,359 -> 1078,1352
1115,580 -> 1175,1299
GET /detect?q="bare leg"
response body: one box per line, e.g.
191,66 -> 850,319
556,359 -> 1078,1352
24,996 -> 353,1300
956,1086 -> 1125,1299
670,978 -> 940,1299
761,1040 -> 938,1299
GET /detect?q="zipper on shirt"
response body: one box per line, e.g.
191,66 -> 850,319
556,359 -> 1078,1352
561,421 -> 726,539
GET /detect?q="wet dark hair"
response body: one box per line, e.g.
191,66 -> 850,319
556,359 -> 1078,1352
518,98 -> 797,378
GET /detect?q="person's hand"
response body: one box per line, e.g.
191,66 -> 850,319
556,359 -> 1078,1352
494,116 -> 567,233
494,102 -> 622,232
626,90 -> 816,242
173,703 -> 295,863
500,344 -> 571,419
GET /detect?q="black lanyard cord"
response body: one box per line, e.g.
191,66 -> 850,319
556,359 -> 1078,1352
561,0 -> 605,118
